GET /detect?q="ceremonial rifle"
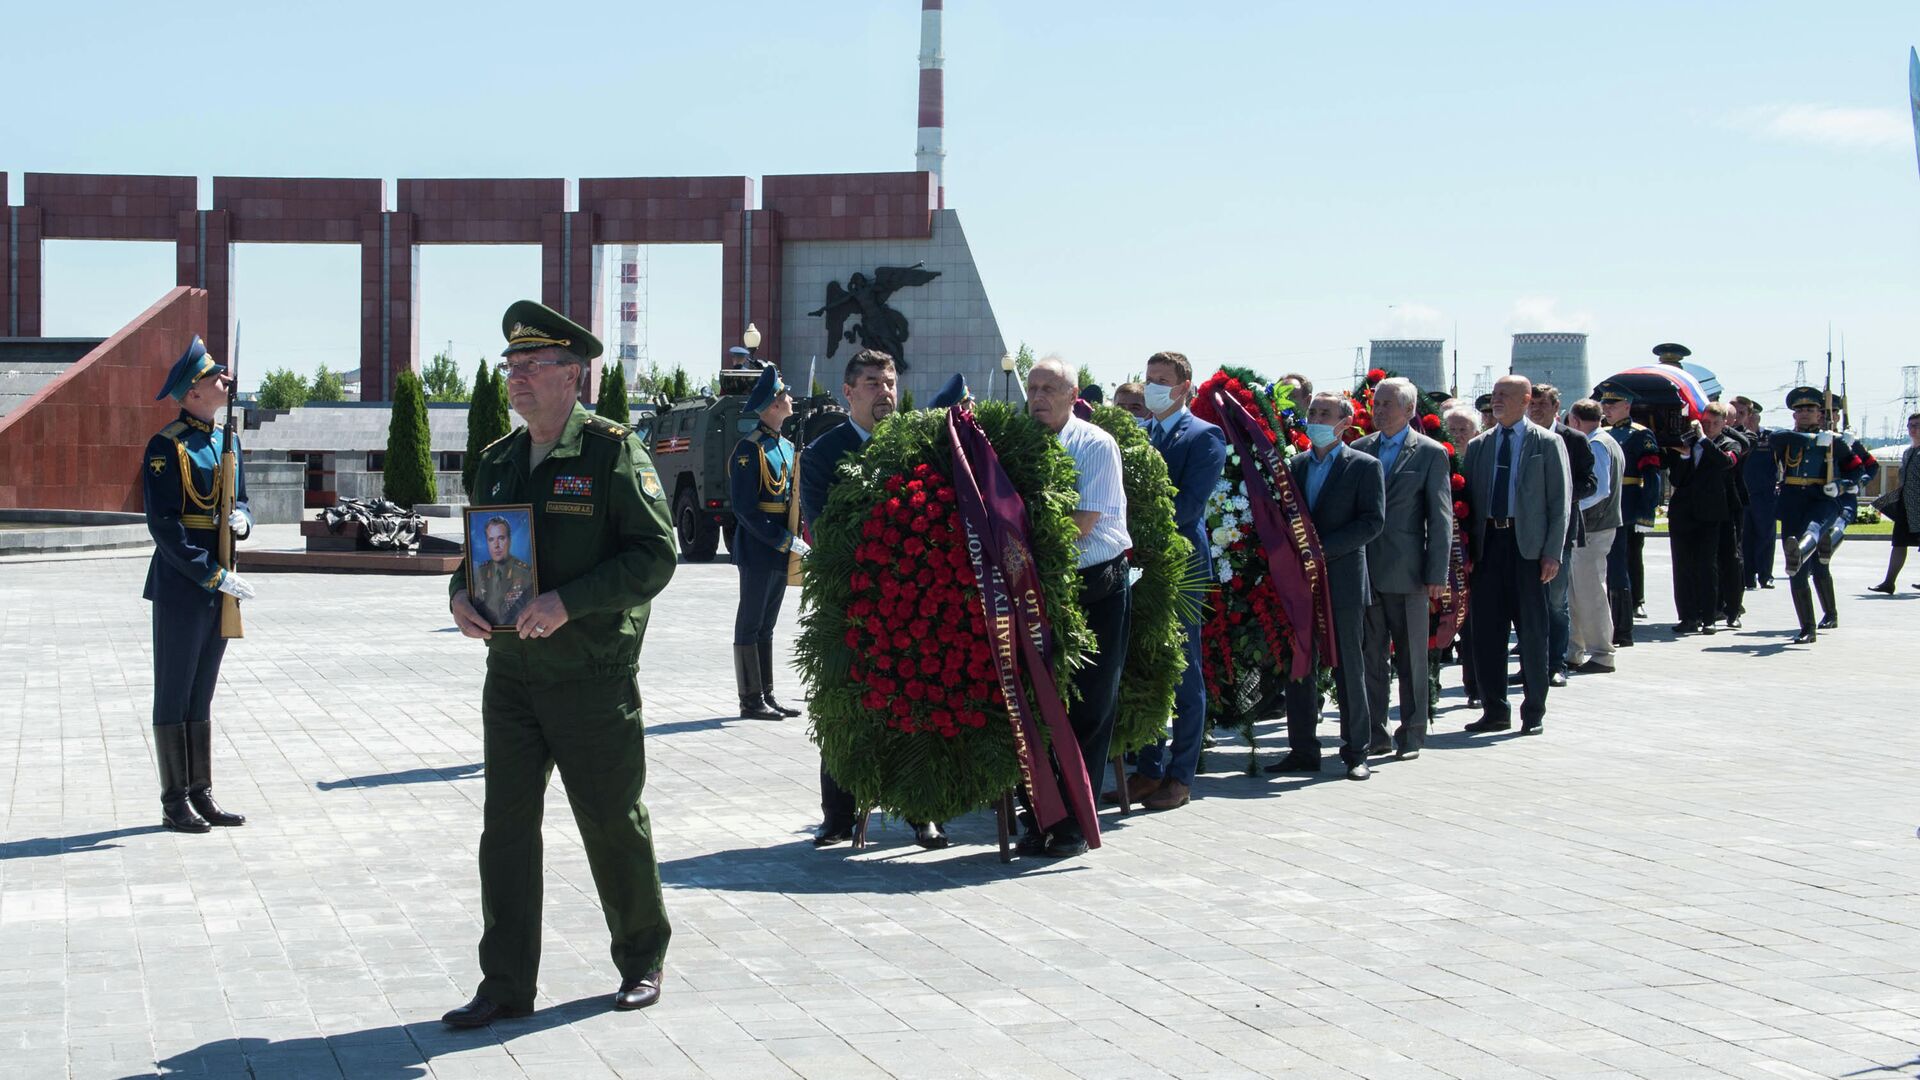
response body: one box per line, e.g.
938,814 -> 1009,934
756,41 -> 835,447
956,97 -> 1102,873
786,355 -> 816,586
217,324 -> 244,639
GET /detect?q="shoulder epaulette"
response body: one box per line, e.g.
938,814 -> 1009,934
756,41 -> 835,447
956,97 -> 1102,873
483,427 -> 523,453
160,421 -> 189,440
584,415 -> 632,441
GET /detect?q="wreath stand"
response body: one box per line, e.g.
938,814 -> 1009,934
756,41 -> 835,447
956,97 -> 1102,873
852,793 -> 1022,862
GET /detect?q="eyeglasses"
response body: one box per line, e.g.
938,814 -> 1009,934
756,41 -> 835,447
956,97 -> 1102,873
496,358 -> 576,377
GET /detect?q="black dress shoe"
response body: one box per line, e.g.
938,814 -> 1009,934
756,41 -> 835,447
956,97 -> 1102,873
1573,660 -> 1614,675
738,696 -> 782,721
1464,717 -> 1512,733
812,820 -> 854,847
1368,740 -> 1394,756
1465,696 -> 1482,709
912,821 -> 949,850
1868,582 -> 1895,595
762,693 -> 802,718
1520,722 -> 1543,736
613,972 -> 663,1010
1697,623 -> 1718,636
1014,828 -> 1049,856
1263,755 -> 1321,774
1818,613 -> 1838,630
1791,629 -> 1817,644
443,994 -> 532,1028
1760,580 -> 1775,589
1042,830 -> 1089,858
1549,670 -> 1568,687
1724,616 -> 1742,629
1671,622 -> 1698,635
1395,748 -> 1420,761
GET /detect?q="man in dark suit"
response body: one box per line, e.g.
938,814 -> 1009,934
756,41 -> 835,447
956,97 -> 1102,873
1464,375 -> 1571,736
1352,377 -> 1452,760
1732,397 -> 1779,590
798,348 -> 954,850
1664,402 -> 1741,634
1120,351 -> 1229,811
1526,384 -> 1595,686
1266,393 -> 1385,781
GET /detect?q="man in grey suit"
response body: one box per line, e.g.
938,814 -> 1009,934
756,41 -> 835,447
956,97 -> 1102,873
1353,378 -> 1453,760
1463,375 -> 1572,735
1266,393 -> 1385,781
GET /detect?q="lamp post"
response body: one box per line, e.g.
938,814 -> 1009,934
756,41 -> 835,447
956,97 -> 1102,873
1000,351 -> 1015,402
742,323 -> 762,363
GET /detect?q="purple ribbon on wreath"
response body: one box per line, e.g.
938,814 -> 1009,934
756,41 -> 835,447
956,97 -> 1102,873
946,406 -> 1100,846
1208,386 -> 1337,676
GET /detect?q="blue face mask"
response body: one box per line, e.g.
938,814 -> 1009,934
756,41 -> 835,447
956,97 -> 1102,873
1305,423 -> 1339,449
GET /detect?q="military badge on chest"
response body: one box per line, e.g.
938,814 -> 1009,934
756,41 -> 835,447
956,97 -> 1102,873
554,475 -> 593,498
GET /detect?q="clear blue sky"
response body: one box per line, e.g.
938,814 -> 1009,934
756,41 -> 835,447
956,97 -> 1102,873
8,2 -> 1918,434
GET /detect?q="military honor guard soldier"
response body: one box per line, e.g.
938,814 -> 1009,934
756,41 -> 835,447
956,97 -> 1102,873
142,337 -> 254,833
730,365 -> 807,722
1770,386 -> 1869,643
445,300 -> 678,1025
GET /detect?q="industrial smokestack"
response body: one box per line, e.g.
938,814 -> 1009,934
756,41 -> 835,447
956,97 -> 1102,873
916,0 -> 946,208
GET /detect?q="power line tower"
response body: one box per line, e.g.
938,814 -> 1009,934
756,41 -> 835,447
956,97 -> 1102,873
1353,345 -> 1367,384
1902,365 -> 1919,418
1471,365 -> 1494,397
610,246 -> 648,390
1792,359 -> 1807,387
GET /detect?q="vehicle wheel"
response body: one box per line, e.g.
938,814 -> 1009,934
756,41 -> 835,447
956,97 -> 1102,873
676,489 -> 719,562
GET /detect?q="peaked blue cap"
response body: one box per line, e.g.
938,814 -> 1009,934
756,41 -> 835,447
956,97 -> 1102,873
156,337 -> 226,402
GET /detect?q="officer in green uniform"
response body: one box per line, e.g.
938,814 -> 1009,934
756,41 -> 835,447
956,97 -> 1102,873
444,300 -> 678,1027
470,514 -> 536,625
143,336 -> 254,833
729,365 -> 805,721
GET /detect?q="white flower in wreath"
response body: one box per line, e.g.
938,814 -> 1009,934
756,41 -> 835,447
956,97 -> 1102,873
1231,495 -> 1249,511
1210,544 -> 1224,558
1211,525 -> 1234,547
1219,564 -> 1235,583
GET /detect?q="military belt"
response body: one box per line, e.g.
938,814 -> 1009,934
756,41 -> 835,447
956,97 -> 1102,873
1620,477 -> 1642,486
1781,476 -> 1824,487
756,500 -> 789,513
179,514 -> 217,529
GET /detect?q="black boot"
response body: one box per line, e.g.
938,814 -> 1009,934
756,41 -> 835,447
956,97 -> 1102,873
156,725 -> 209,834
1814,575 -> 1838,629
184,721 -> 245,826
734,644 -> 781,720
1790,578 -> 1818,644
757,640 -> 801,718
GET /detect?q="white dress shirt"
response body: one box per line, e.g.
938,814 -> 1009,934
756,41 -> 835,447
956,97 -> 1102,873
1056,414 -> 1131,568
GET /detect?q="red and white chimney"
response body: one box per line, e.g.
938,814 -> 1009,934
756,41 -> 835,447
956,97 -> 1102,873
915,0 -> 946,208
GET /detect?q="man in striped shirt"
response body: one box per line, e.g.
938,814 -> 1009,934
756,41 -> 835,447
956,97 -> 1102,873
1022,358 -> 1131,858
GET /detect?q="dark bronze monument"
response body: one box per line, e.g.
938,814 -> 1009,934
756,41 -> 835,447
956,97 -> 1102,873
808,263 -> 941,369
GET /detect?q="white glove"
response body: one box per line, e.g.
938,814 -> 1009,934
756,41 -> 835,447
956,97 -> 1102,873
789,536 -> 812,558
1822,482 -> 1839,498
228,510 -> 252,538
217,571 -> 256,601
1815,432 -> 1834,447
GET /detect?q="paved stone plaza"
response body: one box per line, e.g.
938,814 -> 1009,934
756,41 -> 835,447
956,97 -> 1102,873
1,532 -> 1916,1079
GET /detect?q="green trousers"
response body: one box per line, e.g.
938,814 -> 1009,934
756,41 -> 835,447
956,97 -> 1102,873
477,670 -> 670,1009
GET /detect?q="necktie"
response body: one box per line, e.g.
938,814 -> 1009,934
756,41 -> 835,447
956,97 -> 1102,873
1151,421 -> 1167,450
1491,427 -> 1513,519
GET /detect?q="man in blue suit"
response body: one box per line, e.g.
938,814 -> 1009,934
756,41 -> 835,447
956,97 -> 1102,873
1116,351 -> 1227,811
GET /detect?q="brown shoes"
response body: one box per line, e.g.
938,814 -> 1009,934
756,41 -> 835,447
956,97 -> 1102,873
613,971 -> 663,1011
1141,779 -> 1191,811
1104,772 -> 1164,806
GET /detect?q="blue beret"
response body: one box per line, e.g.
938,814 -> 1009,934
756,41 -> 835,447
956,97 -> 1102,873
156,336 -> 226,402
744,364 -> 787,413
929,373 -> 971,410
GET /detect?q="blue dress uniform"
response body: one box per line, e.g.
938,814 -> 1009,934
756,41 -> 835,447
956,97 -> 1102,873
1595,385 -> 1661,645
1740,425 -> 1780,587
730,365 -> 800,720
1772,387 -> 1869,642
142,337 -> 251,833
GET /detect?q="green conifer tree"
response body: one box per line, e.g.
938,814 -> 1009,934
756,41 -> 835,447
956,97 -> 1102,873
384,369 -> 437,508
595,363 -> 630,423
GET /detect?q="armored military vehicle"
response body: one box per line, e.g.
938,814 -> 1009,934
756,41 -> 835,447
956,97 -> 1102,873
648,364 -> 845,562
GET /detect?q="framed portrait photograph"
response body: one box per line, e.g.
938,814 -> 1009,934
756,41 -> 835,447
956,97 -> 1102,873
464,505 -> 539,630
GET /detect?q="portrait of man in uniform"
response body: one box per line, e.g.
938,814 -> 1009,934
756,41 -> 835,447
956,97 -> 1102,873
465,507 -> 537,629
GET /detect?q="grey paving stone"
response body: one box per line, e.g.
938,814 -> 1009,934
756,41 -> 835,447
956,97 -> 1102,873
2,543 -> 1917,1078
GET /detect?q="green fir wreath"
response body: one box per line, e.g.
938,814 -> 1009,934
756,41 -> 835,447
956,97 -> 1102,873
794,401 -> 1092,825
1082,404 -> 1199,758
